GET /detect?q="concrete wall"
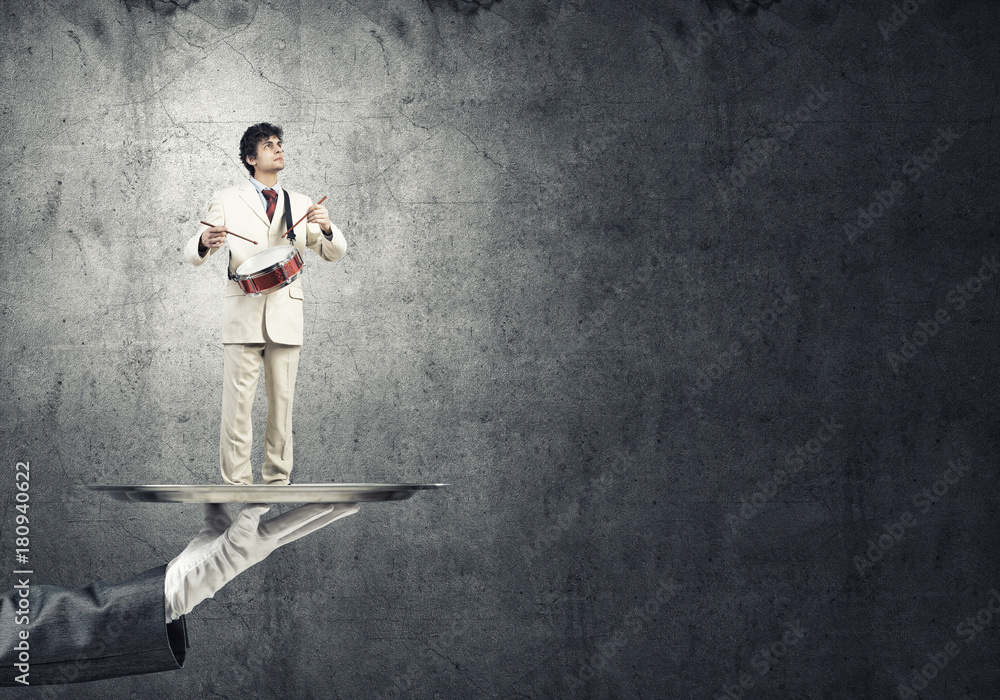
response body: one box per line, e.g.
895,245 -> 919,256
2,0 -> 999,696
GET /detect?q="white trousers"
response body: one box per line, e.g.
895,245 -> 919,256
220,341 -> 300,485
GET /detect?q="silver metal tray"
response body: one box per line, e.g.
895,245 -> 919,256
86,483 -> 447,504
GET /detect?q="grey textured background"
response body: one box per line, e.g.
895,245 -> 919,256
2,0 -> 1000,697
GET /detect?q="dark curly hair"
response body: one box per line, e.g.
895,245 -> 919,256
239,122 -> 283,176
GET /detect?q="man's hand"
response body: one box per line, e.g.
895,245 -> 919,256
163,502 -> 359,622
200,226 -> 229,252
306,203 -> 332,234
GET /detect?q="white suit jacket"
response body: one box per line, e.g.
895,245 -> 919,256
184,182 -> 347,345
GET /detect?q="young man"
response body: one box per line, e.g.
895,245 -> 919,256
184,123 -> 347,485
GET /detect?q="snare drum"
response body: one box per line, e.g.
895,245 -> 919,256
233,245 -> 304,296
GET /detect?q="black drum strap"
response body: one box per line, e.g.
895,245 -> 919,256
283,190 -> 295,243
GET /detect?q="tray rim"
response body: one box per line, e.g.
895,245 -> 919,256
86,483 -> 449,490
83,483 -> 448,503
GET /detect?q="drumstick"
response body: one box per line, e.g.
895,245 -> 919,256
199,221 -> 258,245
282,196 -> 328,238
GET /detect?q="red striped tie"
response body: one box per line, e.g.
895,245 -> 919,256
263,188 -> 277,222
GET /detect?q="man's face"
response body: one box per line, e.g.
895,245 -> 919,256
246,135 -> 284,175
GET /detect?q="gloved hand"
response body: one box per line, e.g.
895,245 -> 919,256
164,502 -> 359,622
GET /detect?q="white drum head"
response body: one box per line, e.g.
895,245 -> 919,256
235,245 -> 297,277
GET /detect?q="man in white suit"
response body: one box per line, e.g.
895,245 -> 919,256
184,123 -> 347,485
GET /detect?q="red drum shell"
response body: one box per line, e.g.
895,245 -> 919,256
233,246 -> 304,296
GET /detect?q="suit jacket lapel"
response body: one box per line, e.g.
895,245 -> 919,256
239,183 -> 270,228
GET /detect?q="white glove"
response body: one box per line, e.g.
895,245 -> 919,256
164,502 -> 359,622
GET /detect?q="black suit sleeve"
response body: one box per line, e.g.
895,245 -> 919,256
0,565 -> 187,686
